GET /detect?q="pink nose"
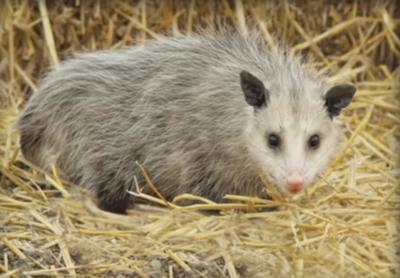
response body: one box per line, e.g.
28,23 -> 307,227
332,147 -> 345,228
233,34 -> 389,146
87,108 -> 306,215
287,177 -> 304,194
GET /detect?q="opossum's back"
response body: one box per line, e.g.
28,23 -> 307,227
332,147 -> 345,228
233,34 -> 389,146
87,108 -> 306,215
18,35 -> 251,179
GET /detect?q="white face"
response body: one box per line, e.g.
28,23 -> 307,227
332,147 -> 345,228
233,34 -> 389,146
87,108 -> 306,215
245,97 -> 343,194
240,67 -> 355,195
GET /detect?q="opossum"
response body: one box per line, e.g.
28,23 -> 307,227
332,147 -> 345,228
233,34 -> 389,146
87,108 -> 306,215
18,33 -> 356,213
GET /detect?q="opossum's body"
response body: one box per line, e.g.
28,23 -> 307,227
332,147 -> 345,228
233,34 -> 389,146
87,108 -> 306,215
18,34 -> 355,213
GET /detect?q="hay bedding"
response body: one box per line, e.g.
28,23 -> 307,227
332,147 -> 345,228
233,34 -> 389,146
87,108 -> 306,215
0,0 -> 399,277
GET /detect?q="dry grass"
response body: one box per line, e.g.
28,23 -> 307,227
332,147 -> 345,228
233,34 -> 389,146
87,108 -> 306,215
0,0 -> 399,277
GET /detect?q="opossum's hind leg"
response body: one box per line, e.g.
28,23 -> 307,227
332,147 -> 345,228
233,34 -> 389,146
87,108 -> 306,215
18,112 -> 45,164
95,174 -> 132,214
20,130 -> 41,161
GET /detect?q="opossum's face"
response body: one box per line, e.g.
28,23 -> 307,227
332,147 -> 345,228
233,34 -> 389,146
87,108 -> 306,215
240,71 -> 356,194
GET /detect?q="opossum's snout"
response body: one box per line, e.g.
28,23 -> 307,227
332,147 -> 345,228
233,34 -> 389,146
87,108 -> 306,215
286,172 -> 304,194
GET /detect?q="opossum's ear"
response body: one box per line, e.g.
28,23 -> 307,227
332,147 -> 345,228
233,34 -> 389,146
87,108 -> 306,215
324,84 -> 356,118
240,70 -> 269,109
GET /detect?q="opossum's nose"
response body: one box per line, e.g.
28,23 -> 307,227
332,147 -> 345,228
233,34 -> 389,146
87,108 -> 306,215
286,173 -> 304,194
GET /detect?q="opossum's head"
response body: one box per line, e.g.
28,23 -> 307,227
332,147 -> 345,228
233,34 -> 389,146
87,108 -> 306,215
240,70 -> 356,195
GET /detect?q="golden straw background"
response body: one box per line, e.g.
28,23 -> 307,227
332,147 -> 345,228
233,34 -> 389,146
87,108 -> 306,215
0,0 -> 399,277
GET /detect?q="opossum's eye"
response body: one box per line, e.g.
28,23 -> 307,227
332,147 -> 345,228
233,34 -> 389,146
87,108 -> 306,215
308,134 -> 320,149
268,133 -> 281,149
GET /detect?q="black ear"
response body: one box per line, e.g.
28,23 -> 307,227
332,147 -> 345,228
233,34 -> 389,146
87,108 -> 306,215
324,84 -> 356,118
240,70 -> 269,109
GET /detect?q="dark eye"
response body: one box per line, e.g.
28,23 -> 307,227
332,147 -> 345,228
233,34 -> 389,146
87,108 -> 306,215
268,133 -> 281,149
308,134 -> 320,149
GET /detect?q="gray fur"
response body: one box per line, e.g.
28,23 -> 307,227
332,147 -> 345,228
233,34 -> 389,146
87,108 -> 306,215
17,33 -> 354,213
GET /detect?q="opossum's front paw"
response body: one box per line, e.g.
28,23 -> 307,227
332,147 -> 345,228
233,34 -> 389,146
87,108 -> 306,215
96,190 -> 130,214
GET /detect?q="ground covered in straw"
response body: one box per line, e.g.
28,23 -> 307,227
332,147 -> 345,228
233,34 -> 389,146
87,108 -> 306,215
1,1 -> 399,277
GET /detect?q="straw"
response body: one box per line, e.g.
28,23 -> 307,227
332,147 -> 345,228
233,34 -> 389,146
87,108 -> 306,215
0,1 -> 399,277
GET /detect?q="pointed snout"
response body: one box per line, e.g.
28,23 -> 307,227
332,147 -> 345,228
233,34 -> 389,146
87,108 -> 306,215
286,172 -> 304,194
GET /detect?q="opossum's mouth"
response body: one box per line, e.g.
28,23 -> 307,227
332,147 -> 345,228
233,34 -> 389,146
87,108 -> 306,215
263,174 -> 307,196
260,174 -> 287,195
